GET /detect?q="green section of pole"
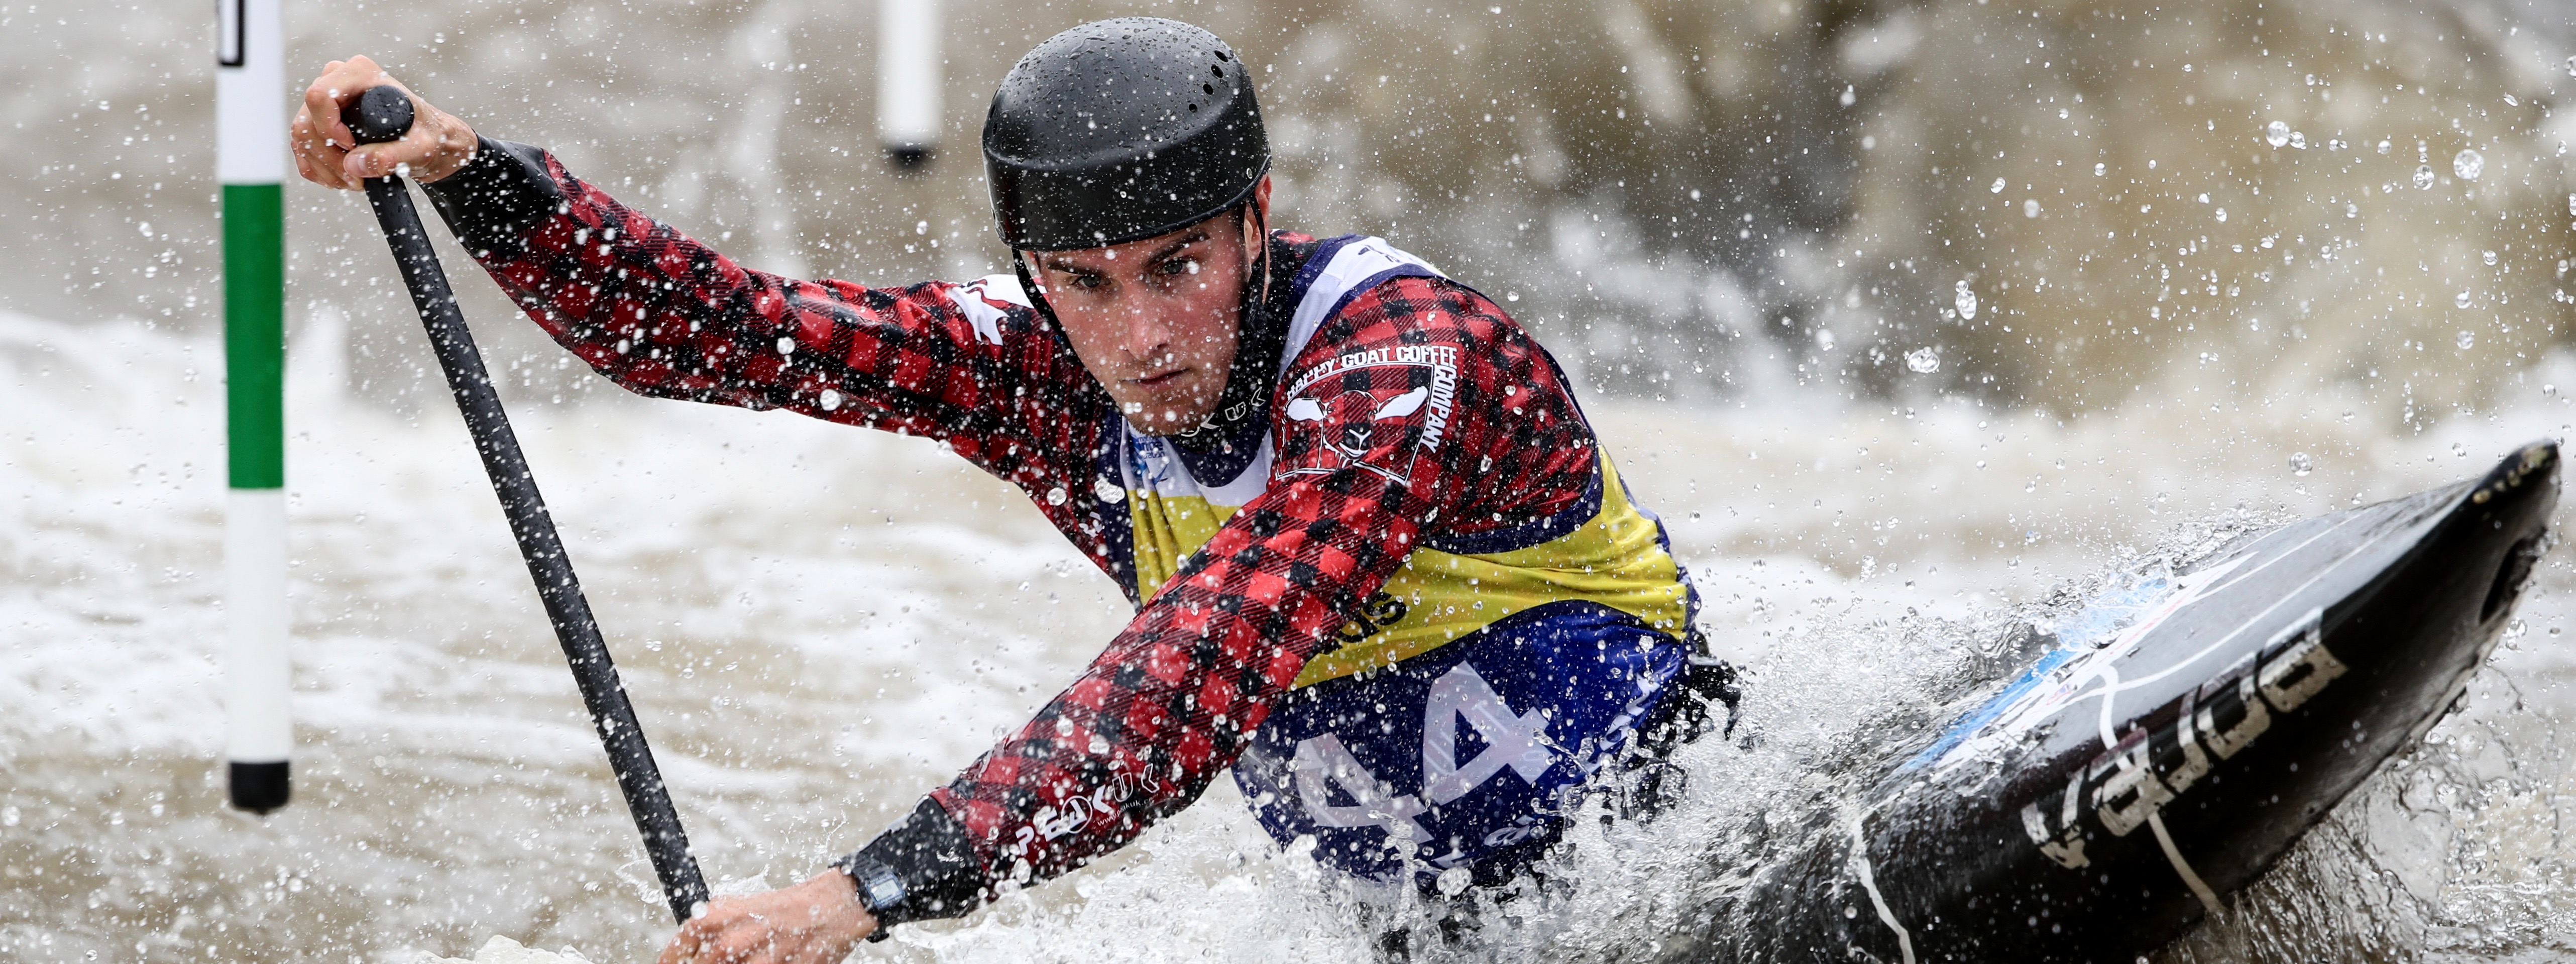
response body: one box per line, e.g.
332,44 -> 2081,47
223,182 -> 286,490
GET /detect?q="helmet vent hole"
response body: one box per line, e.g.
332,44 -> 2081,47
1188,103 -> 1199,112
1203,83 -> 1216,94
1213,50 -> 1230,62
1211,63 -> 1226,77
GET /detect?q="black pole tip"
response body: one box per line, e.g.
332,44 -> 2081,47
885,144 -> 934,175
229,760 -> 291,814
343,86 -> 416,146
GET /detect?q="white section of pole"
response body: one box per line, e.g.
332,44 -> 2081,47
225,489 -> 292,764
875,0 -> 943,162
216,0 -> 284,186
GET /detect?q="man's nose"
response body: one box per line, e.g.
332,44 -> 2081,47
1122,307 -> 1173,361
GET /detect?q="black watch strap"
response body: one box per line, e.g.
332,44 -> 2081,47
829,797 -> 987,939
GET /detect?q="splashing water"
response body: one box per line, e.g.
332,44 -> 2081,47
2289,452 -> 2314,476
2265,121 -> 2290,148
1905,348 -> 1941,373
1954,280 -> 1978,320
2415,164 -> 2439,189
2454,149 -> 2485,181
9,315 -> 2576,963
419,936 -> 591,963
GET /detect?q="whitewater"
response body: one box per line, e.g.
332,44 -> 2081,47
7,301 -> 2576,961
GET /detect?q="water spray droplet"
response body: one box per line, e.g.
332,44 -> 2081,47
2457,330 -> 2476,350
2265,121 -> 2290,147
1989,178 -> 2006,194
2453,149 -> 2484,180
2413,164 -> 2436,189
1954,281 -> 1979,320
2289,452 -> 2313,476
2484,250 -> 2499,266
2456,291 -> 2474,309
1906,347 -> 1941,373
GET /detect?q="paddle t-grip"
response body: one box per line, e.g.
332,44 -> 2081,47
342,84 -> 415,145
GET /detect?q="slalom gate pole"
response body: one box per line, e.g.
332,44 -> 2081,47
218,0 -> 292,815
340,85 -> 710,924
875,0 -> 942,170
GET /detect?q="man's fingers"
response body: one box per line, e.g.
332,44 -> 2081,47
301,60 -> 344,143
306,55 -> 394,149
713,929 -> 776,964
287,112 -> 353,190
660,913 -> 723,964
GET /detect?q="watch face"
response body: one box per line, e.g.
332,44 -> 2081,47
859,868 -> 906,908
841,855 -> 906,911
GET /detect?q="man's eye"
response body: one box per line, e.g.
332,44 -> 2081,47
1070,274 -> 1102,290
1159,259 -> 1197,276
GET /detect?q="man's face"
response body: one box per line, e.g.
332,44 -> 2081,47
1028,179 -> 1271,436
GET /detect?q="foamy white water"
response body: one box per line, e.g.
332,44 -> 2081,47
7,307 -> 2576,961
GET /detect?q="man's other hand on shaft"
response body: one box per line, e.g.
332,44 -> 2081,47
658,870 -> 878,964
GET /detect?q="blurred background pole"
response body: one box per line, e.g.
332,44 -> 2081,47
219,0 -> 291,815
875,0 -> 940,171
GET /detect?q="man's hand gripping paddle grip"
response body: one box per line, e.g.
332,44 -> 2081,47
341,85 -> 713,925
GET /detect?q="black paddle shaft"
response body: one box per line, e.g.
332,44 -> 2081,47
342,85 -> 709,924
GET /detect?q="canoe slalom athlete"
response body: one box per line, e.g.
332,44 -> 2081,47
290,18 -> 1734,961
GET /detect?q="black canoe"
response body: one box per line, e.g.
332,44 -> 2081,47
1732,441 -> 2559,962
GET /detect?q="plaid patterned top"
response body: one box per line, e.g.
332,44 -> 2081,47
423,138 -> 1609,921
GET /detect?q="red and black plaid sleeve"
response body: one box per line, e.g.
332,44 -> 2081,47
420,138 -> 1116,554
911,275 -> 1601,902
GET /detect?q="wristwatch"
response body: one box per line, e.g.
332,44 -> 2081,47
838,854 -> 904,943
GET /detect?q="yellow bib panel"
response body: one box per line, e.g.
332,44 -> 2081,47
1126,453 -> 1692,689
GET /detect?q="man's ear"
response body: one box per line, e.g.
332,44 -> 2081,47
1245,175 -> 1275,254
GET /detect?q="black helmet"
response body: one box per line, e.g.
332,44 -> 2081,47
983,18 -> 1269,252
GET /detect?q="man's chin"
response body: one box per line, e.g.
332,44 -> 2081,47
1120,398 -> 1217,436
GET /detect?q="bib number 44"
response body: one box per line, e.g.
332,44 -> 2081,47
1287,663 -> 1558,840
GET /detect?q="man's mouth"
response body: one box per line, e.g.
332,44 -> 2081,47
1132,367 -> 1189,391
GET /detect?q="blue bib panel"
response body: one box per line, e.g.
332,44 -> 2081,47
1230,601 -> 1688,886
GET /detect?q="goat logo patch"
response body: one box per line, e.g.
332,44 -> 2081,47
1276,345 -> 1458,484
